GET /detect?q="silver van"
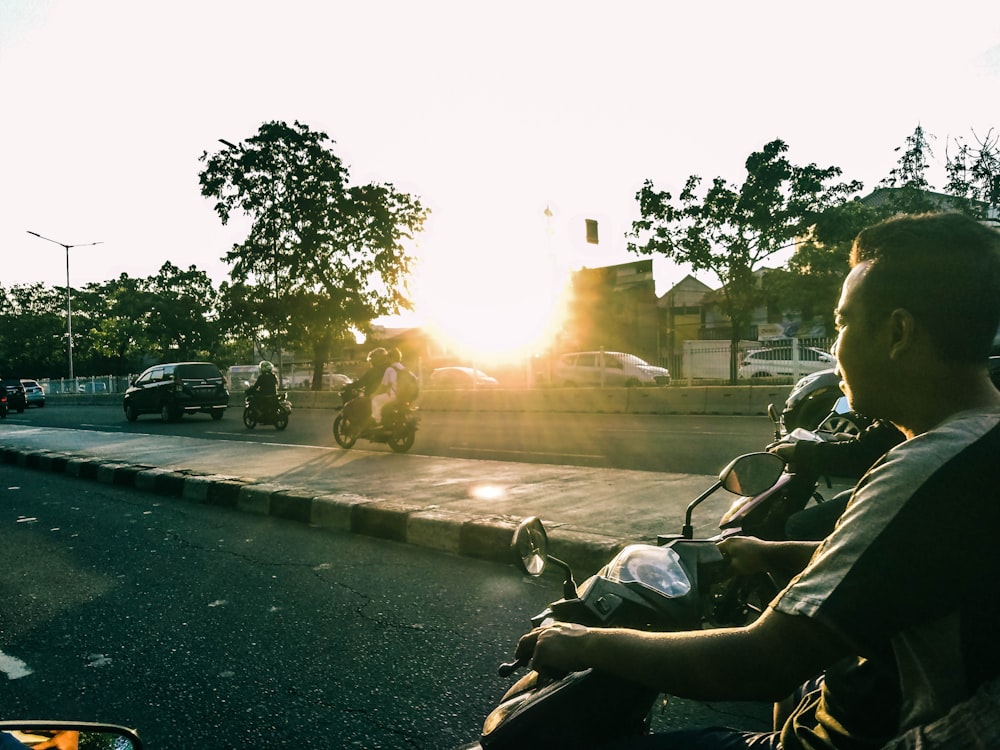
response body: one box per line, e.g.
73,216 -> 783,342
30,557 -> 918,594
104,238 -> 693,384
554,351 -> 671,386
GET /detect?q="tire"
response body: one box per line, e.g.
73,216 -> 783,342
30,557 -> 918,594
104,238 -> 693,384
751,371 -> 772,378
242,407 -> 258,429
624,378 -> 641,388
161,403 -> 178,423
274,411 -> 289,430
388,424 -> 416,453
817,412 -> 863,437
125,404 -> 139,422
332,415 -> 357,448
211,410 -> 224,421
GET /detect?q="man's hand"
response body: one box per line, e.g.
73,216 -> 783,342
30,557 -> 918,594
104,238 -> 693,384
515,622 -> 592,674
768,442 -> 797,464
717,536 -> 773,576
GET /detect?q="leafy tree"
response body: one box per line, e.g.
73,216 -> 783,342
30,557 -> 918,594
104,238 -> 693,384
199,120 -> 429,390
144,262 -> 219,361
944,128 -> 1000,218
0,283 -> 68,377
627,139 -> 861,381
874,124 -> 943,215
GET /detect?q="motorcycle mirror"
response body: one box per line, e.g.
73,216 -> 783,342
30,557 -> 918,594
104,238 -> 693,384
511,516 -> 548,576
767,403 -> 780,424
0,722 -> 143,749
719,452 -> 786,497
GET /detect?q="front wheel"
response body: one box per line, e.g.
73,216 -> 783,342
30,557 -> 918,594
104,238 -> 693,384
274,410 -> 289,430
125,403 -> 139,422
388,424 -> 417,453
332,415 -> 357,448
242,407 -> 258,429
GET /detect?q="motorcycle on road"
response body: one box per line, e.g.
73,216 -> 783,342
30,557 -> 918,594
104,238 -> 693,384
242,392 -> 292,430
469,451 -> 794,750
469,399 -> 876,749
332,384 -> 419,454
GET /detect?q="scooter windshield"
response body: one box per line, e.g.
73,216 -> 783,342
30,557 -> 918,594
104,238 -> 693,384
605,544 -> 691,598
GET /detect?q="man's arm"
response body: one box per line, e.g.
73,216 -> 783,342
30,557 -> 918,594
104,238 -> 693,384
519,607 -> 848,702
717,536 -> 820,581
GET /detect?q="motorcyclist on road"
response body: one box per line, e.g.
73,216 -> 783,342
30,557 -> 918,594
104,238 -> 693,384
342,348 -> 387,438
371,347 -> 404,426
245,360 -> 278,417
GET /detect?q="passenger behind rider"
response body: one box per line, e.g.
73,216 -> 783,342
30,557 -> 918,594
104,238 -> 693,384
342,347 -> 387,438
245,360 -> 278,415
516,212 -> 1000,749
769,416 -> 905,540
371,347 -> 404,427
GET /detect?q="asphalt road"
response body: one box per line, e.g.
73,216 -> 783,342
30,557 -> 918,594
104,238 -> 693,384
7,402 -> 778,475
0,465 -> 771,748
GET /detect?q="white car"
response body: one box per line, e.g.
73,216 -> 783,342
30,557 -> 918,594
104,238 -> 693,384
553,351 -> 670,387
738,346 -> 836,379
429,366 -> 499,389
21,379 -> 45,408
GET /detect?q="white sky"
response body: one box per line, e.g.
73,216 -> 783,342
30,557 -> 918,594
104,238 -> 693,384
2,0 -> 999,355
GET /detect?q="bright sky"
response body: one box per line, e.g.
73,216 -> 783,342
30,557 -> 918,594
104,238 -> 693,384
2,1 -> 999,360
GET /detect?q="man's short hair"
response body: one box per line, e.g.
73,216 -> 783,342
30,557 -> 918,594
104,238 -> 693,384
850,212 -> 1000,362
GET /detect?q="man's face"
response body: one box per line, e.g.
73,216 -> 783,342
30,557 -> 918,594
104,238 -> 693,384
833,263 -> 891,417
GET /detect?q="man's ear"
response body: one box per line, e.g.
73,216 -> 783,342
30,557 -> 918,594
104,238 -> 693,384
887,308 -> 917,359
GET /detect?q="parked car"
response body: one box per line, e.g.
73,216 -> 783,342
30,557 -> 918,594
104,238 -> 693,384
123,361 -> 230,422
78,381 -> 109,393
20,378 -> 45,408
738,345 -> 836,379
553,351 -> 670,387
429,366 -> 499,389
324,373 -> 354,390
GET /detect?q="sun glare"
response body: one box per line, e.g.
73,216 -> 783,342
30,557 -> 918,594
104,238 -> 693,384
409,242 -> 572,366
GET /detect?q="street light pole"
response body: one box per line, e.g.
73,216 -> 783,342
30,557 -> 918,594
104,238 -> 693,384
26,230 -> 103,382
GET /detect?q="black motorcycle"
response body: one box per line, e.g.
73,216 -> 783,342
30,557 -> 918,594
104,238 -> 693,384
332,384 -> 419,453
242,392 -> 292,430
469,448 -> 825,750
0,393 -> 7,419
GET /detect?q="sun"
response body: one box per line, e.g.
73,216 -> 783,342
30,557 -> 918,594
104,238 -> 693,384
408,243 -> 572,366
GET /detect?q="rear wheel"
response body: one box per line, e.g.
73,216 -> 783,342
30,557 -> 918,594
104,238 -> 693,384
210,410 -> 224,421
243,407 -> 257,429
332,415 -> 357,448
388,424 -> 416,453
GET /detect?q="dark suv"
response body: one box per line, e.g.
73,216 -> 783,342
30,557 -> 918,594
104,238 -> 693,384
1,377 -> 27,413
123,362 -> 229,422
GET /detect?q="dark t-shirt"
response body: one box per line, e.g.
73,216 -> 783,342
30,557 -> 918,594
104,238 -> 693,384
775,408 -> 1000,749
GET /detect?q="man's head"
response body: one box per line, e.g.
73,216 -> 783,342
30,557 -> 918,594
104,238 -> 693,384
367,348 -> 387,367
835,212 -> 1000,421
387,347 -> 402,364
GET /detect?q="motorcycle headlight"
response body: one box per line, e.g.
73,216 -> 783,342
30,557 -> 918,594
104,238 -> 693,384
605,545 -> 691,597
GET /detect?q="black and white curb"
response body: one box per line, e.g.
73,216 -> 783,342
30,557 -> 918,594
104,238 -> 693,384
0,445 -> 624,575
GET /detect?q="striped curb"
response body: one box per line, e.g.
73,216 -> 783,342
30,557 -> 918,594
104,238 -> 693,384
0,444 -> 628,574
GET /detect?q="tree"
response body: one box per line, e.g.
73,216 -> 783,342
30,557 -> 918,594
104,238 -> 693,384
0,283 -> 68,377
199,120 -> 429,390
944,128 -> 1000,218
874,124 -> 943,215
627,139 -> 861,381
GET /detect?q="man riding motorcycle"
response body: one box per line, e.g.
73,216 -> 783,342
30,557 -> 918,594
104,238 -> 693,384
244,360 -> 278,418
